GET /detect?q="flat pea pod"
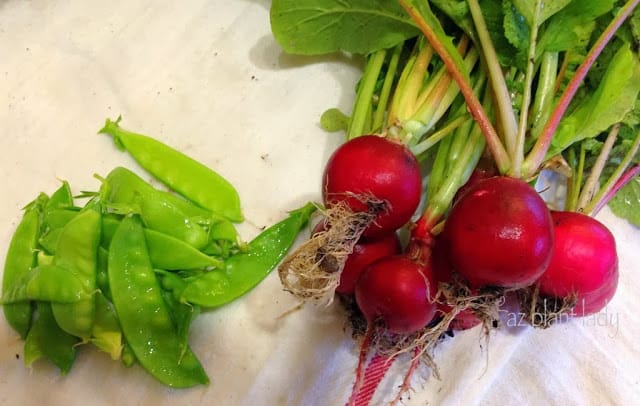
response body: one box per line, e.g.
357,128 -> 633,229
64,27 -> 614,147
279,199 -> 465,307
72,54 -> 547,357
102,216 -> 222,270
99,117 -> 243,222
51,206 -> 101,339
181,202 -> 316,308
23,301 -> 78,374
108,215 -> 209,388
2,194 -> 47,338
1,264 -> 90,304
101,167 -> 209,249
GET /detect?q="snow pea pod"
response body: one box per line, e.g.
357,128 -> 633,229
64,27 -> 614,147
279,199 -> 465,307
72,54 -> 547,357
108,215 -> 209,388
51,205 -> 101,339
23,301 -> 78,374
2,194 -> 47,338
102,216 -> 222,270
99,117 -> 243,222
1,264 -> 89,304
101,167 -> 210,249
180,202 -> 316,308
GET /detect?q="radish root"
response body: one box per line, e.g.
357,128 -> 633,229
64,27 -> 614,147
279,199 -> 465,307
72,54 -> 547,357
517,284 -> 577,328
278,196 -> 384,303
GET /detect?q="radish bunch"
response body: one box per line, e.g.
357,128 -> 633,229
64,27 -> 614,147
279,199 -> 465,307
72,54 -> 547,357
272,0 -> 639,403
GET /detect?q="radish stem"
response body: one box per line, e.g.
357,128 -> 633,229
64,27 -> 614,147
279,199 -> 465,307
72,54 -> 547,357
467,0 -> 518,159
577,124 -> 620,212
348,50 -> 387,140
511,0 -> 543,178
398,0 -> 511,174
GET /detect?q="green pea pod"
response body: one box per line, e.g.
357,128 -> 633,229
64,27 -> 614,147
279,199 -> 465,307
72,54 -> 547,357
180,202 -> 316,308
101,167 -> 210,249
146,228 -> 223,270
46,180 -> 74,209
51,206 -> 101,339
108,215 -> 209,388
121,339 -> 137,368
1,264 -> 89,304
2,194 -> 47,338
102,216 -> 222,270
23,301 -> 78,374
90,292 -> 122,360
99,117 -> 243,223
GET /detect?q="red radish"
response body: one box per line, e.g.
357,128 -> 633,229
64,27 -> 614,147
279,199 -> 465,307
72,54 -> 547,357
337,233 -> 402,294
537,211 -> 618,316
355,255 -> 437,334
443,176 -> 554,288
453,163 -> 497,204
311,221 -> 402,295
322,135 -> 422,237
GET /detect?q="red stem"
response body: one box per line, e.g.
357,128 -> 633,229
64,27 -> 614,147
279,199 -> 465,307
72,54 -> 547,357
523,0 -> 640,178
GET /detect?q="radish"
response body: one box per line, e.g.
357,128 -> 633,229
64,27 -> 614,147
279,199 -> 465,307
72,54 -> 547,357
337,233 -> 402,295
443,176 -> 554,288
322,135 -> 422,237
310,221 -> 401,295
536,211 -> 618,317
355,255 -> 437,334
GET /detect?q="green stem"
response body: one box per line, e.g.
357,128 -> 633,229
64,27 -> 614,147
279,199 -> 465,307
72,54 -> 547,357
397,41 -> 433,121
398,0 -> 511,174
372,43 -> 403,132
467,0 -> 518,159
523,0 -> 640,177
347,49 -> 387,140
530,52 -> 559,138
565,145 -> 586,212
576,124 -> 620,212
410,115 -> 469,156
511,0 -> 543,178
586,128 -> 640,215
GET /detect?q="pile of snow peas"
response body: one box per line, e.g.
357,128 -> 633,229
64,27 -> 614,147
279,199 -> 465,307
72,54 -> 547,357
1,117 -> 315,387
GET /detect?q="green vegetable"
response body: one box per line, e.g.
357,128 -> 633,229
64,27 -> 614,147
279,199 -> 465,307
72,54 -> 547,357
1,264 -> 90,304
270,0 -> 419,55
99,117 -> 243,223
51,206 -> 101,340
23,301 -> 78,374
2,194 -> 47,338
181,202 -> 316,307
100,166 -> 211,249
108,215 -> 209,388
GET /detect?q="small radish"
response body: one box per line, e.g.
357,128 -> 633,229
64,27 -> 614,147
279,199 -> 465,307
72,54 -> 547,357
537,211 -> 618,317
322,135 -> 422,237
443,176 -> 554,288
355,255 -> 437,334
337,233 -> 402,295
311,221 -> 401,295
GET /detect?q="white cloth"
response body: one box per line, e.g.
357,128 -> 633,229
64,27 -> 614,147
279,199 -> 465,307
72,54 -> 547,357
1,2 -> 638,405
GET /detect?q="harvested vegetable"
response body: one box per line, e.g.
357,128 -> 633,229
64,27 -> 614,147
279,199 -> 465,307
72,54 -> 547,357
270,0 -> 640,403
0,118 -> 313,387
